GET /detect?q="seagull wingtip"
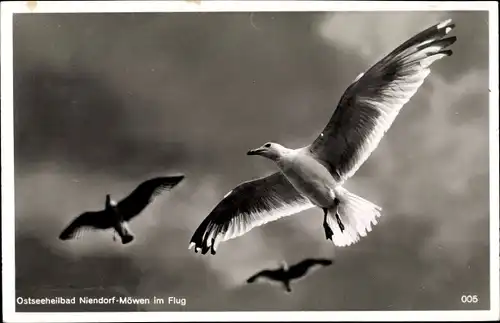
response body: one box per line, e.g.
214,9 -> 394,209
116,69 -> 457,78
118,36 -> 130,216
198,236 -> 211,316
188,243 -> 202,254
437,18 -> 453,30
168,174 -> 185,186
58,231 -> 70,240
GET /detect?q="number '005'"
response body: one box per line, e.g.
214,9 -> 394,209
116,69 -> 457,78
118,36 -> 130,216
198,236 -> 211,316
461,295 -> 479,303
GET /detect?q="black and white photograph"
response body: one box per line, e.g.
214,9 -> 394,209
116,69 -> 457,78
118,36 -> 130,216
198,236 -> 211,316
1,1 -> 499,322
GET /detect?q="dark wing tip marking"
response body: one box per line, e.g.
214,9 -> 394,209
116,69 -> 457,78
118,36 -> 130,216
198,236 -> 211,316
150,175 -> 186,195
308,19 -> 457,180
188,173 -> 302,256
189,218 -> 221,255
166,174 -> 185,185
188,180 -> 250,256
200,239 -> 212,255
189,173 -> 312,256
246,270 -> 273,284
438,49 -> 453,57
246,273 -> 260,284
315,258 -> 334,266
59,229 -> 73,240
189,213 -> 213,254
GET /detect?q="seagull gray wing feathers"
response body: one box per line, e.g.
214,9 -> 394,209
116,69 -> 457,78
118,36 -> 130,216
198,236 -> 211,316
308,19 -> 456,182
189,172 -> 314,254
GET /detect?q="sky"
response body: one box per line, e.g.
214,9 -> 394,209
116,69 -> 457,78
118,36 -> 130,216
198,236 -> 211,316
12,10 -> 491,311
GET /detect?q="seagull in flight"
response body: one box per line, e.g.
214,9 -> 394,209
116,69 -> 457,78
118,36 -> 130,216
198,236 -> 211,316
189,19 -> 457,255
59,175 -> 184,244
246,258 -> 334,292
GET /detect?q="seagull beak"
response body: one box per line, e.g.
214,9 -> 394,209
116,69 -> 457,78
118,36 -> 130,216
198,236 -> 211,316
247,148 -> 263,156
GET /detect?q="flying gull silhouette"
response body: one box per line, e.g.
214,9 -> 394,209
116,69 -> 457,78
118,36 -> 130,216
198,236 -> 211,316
246,258 -> 334,292
189,19 -> 457,255
59,175 -> 184,244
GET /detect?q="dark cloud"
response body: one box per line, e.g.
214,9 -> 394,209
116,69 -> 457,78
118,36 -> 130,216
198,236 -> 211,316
14,67 -> 190,179
13,11 -> 490,312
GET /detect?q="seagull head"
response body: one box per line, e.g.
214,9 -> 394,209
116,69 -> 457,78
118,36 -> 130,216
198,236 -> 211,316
247,142 -> 287,161
105,194 -> 117,209
280,260 -> 288,271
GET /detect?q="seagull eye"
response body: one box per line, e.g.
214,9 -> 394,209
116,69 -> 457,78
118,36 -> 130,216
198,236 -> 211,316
264,143 -> 271,148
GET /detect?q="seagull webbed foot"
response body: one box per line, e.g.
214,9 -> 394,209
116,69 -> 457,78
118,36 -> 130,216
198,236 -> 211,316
323,222 -> 334,240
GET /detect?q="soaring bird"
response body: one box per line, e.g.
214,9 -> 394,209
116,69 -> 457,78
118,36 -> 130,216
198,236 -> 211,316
189,19 -> 457,255
246,258 -> 334,292
59,175 -> 184,244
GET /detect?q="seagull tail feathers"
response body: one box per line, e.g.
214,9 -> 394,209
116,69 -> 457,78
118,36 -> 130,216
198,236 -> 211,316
327,187 -> 382,247
115,222 -> 135,244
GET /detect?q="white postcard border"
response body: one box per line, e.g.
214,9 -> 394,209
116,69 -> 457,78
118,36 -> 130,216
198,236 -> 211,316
1,1 -> 498,322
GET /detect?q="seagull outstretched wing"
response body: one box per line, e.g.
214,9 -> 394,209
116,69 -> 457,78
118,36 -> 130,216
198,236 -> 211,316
189,19 -> 457,255
117,175 -> 185,221
189,172 -> 314,254
286,258 -> 334,280
59,211 -> 113,240
246,269 -> 284,283
308,19 -> 456,182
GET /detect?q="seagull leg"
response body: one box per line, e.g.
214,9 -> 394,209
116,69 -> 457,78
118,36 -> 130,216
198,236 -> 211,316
283,280 -> 292,293
322,208 -> 334,240
336,213 -> 345,232
331,198 -> 345,232
329,198 -> 345,233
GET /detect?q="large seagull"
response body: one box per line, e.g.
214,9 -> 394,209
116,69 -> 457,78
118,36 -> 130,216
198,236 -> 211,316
189,19 -> 457,255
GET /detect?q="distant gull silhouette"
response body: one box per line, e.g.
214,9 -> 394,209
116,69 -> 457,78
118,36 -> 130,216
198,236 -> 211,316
189,19 -> 457,255
59,175 -> 184,244
246,258 -> 334,292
